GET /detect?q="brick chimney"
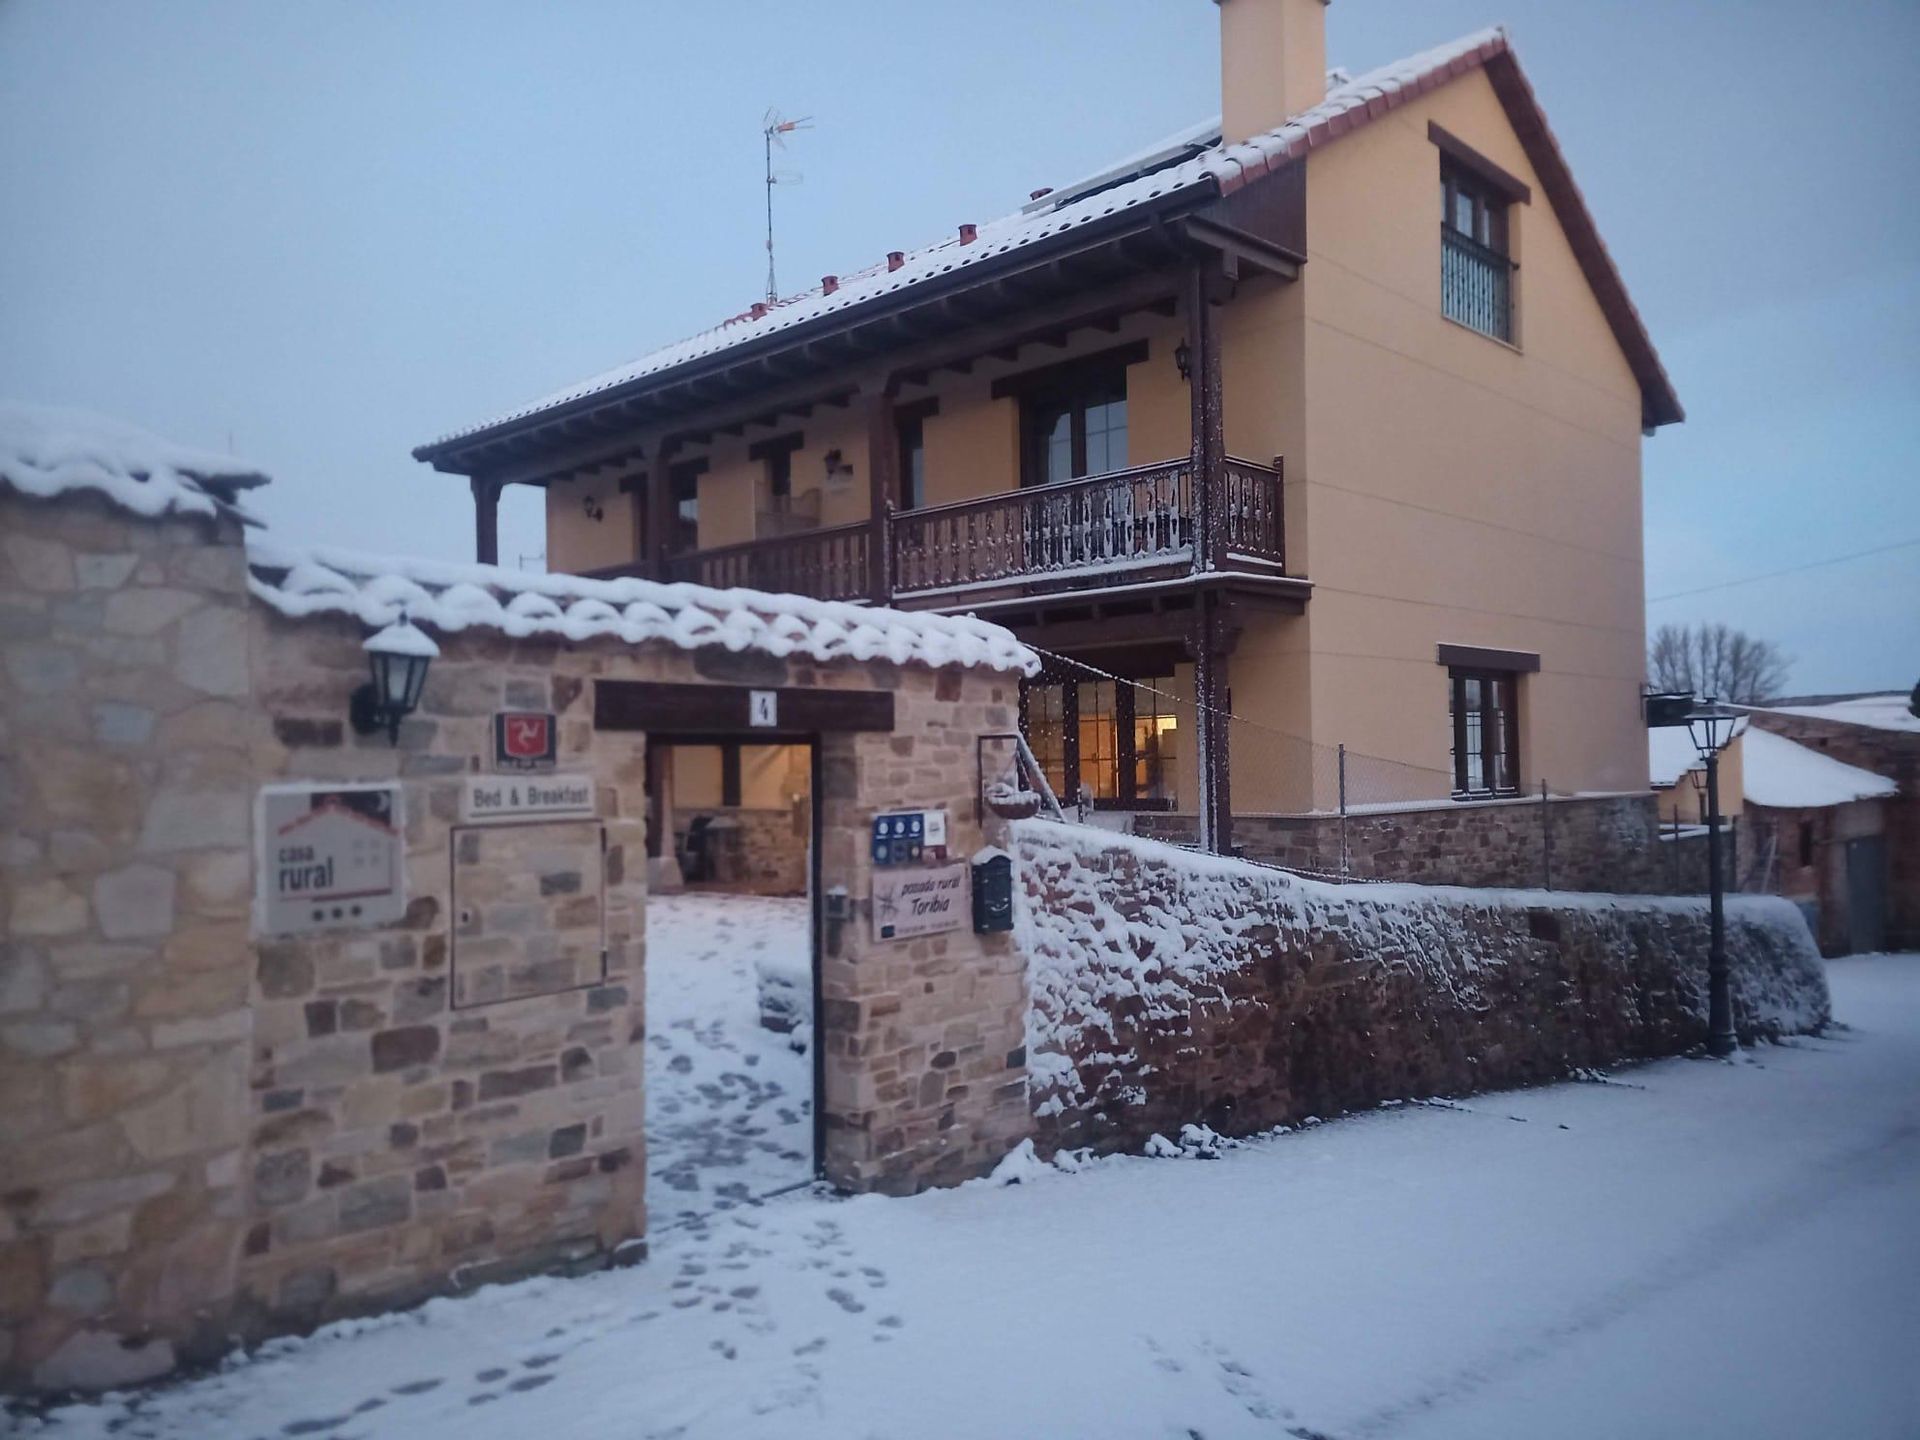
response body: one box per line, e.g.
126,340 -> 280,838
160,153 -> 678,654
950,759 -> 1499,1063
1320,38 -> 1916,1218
1216,0 -> 1328,146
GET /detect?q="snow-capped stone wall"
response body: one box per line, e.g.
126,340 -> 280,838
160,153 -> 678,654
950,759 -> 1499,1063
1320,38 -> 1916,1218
1012,820 -> 1829,1156
2,429 -> 1029,1393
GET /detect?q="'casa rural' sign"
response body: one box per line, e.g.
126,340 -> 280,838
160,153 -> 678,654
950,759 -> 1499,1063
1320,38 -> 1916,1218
257,782 -> 406,935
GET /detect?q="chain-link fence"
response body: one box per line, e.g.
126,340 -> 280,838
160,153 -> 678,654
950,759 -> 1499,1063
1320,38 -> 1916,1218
1013,647 -> 1753,896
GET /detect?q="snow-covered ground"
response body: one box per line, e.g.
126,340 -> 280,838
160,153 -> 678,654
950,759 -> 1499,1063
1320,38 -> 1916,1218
644,895 -> 814,1226
21,955 -> 1919,1440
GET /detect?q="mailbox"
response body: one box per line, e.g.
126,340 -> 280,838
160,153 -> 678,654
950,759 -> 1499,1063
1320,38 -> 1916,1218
972,850 -> 1014,934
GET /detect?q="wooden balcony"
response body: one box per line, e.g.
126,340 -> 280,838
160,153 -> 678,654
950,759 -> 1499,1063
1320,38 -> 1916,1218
590,456 -> 1289,612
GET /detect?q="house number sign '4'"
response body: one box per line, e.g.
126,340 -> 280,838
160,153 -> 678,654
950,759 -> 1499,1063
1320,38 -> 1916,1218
749,690 -> 778,727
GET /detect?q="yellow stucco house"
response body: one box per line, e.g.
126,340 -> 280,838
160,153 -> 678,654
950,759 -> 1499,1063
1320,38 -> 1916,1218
415,0 -> 1681,858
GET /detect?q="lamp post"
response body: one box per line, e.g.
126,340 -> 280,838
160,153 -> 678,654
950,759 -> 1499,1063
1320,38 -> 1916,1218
1685,699 -> 1739,1057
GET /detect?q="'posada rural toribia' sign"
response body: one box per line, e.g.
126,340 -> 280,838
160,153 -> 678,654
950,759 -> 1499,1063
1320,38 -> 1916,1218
461,773 -> 596,823
871,864 -> 967,941
257,783 -> 406,936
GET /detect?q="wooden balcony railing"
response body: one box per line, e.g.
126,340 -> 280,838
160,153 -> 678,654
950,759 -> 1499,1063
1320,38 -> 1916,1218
892,459 -> 1194,597
661,519 -> 871,602
1222,456 -> 1284,563
606,456 -> 1285,606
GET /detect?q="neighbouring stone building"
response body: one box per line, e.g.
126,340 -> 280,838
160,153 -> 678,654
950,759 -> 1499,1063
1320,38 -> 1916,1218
0,404 -> 1033,1392
1742,696 -> 1915,952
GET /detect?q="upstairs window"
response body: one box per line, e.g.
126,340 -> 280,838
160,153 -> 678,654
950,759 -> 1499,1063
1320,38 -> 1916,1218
1441,165 -> 1514,343
1448,667 -> 1520,798
895,399 -> 938,511
992,341 -> 1145,489
1431,123 -> 1527,345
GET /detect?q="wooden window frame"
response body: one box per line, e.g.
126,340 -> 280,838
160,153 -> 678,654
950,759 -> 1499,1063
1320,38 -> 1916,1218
991,341 -> 1145,489
895,398 -> 938,511
1447,666 -> 1522,799
749,432 -> 804,508
666,457 -> 708,555
1019,665 -> 1178,812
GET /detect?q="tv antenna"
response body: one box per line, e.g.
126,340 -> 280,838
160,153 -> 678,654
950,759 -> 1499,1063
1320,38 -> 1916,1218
763,108 -> 811,304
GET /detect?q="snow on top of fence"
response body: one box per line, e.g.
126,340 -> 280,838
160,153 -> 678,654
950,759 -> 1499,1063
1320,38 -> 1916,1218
246,536 -> 1040,675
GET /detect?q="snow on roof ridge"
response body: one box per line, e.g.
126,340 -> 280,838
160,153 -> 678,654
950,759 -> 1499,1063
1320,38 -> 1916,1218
245,535 -> 1040,675
421,27 -> 1509,451
1740,727 -> 1899,809
0,400 -> 269,526
1747,694 -> 1920,736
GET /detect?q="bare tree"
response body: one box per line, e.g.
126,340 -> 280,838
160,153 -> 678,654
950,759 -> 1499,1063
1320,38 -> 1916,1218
1648,623 -> 1790,704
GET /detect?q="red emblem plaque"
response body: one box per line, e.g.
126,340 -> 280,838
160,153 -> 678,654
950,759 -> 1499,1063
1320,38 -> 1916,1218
493,711 -> 557,772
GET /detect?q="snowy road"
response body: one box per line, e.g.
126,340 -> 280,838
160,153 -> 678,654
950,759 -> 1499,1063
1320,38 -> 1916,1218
22,956 -> 1919,1440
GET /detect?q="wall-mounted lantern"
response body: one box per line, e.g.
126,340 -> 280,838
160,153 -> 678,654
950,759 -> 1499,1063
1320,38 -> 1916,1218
822,448 -> 854,485
1173,339 -> 1193,381
350,613 -> 439,746
581,493 -> 605,522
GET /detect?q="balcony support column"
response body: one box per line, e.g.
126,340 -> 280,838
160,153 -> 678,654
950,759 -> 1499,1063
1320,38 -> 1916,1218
1189,594 -> 1234,856
1185,263 -> 1227,575
471,477 -> 502,566
863,385 -> 897,606
646,440 -> 680,580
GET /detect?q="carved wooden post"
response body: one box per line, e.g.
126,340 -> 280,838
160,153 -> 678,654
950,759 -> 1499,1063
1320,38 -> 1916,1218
647,440 -> 679,580
471,476 -> 502,566
1189,597 -> 1234,856
1185,263 -> 1226,575
863,386 -> 897,606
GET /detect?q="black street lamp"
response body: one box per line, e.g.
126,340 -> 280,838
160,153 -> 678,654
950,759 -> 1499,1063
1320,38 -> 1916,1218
1685,699 -> 1740,1057
349,613 -> 438,745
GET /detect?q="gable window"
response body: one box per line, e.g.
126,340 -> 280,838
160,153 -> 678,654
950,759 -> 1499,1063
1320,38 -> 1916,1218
1431,124 -> 1527,345
1448,667 -> 1520,798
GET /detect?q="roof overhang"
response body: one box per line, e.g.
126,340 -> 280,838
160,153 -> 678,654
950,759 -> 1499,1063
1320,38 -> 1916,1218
413,181 -> 1299,481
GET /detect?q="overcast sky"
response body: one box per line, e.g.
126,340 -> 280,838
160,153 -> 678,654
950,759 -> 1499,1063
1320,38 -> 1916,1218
3,0 -> 1915,696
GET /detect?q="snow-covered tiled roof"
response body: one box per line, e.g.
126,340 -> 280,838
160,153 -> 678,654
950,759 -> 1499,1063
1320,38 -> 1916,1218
422,28 -> 1510,452
246,537 -> 1039,675
1648,717 -> 1747,788
1751,694 -> 1920,736
0,400 -> 268,525
1740,727 -> 1898,810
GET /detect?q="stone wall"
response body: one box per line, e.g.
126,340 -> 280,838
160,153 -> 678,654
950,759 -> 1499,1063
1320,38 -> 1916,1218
1137,791 -> 1698,894
1744,711 -> 1918,949
1,483 -> 1033,1391
1013,819 -> 1828,1157
814,663 -> 1030,1195
1,492 -> 259,1390
235,610 -> 654,1351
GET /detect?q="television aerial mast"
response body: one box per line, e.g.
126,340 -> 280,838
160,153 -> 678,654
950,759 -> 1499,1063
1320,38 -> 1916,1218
763,109 -> 812,304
